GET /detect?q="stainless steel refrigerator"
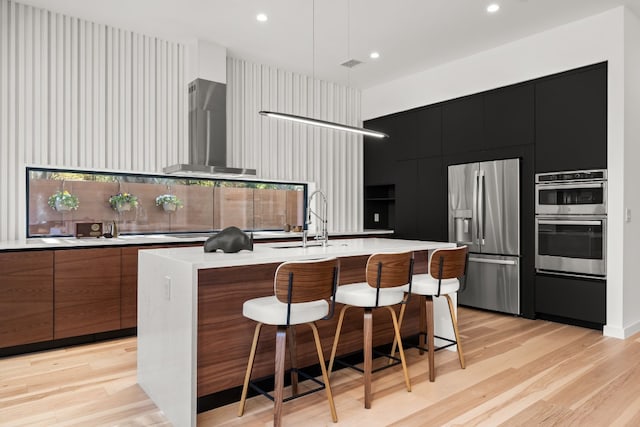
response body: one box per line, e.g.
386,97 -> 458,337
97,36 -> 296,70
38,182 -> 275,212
448,158 -> 520,315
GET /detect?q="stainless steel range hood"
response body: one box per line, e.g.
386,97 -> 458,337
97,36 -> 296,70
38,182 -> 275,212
163,78 -> 256,177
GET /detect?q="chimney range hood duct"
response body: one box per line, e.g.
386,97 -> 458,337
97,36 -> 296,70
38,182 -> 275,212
163,78 -> 256,177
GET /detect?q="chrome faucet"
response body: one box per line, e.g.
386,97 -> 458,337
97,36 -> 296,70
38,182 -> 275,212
305,190 -> 328,247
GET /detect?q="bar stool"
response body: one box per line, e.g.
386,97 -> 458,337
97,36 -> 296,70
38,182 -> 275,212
328,251 -> 413,409
391,245 -> 469,382
238,257 -> 340,426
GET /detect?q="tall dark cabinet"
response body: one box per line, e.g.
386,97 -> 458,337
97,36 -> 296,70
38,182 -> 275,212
363,61 -> 607,323
364,106 -> 443,238
535,63 -> 607,172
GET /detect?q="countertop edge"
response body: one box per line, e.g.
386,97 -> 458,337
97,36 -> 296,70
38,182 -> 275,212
0,229 -> 394,251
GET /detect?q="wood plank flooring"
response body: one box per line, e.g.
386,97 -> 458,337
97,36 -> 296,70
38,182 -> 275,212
2,307 -> 640,426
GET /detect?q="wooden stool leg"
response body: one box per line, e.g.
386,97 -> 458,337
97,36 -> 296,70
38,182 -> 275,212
446,294 -> 465,369
287,325 -> 298,396
363,308 -> 373,409
328,304 -> 350,376
419,295 -> 427,355
238,322 -> 263,417
385,306 -> 411,393
425,296 -> 435,382
273,325 -> 287,427
309,322 -> 338,422
388,303 -> 406,365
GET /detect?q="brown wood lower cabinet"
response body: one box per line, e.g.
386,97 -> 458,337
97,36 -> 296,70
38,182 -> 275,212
0,251 -> 54,348
54,248 -> 122,339
196,250 -> 429,397
121,247 -> 140,329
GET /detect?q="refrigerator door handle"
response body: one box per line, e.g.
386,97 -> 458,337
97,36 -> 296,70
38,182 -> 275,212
472,169 -> 479,245
478,170 -> 485,246
469,257 -> 518,266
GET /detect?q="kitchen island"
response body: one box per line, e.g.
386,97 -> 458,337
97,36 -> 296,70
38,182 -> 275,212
137,238 -> 456,426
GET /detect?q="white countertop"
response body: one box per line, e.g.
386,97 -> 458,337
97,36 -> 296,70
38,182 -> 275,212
140,237 -> 454,270
0,229 -> 392,251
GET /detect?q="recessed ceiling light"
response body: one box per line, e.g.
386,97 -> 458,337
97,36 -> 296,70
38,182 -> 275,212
487,4 -> 500,13
370,51 -> 380,59
256,13 -> 268,22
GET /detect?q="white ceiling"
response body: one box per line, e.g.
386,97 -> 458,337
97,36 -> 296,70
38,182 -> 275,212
17,0 -> 640,89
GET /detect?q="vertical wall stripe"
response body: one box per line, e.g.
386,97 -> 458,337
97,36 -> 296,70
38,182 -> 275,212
227,57 -> 363,233
0,0 -> 186,240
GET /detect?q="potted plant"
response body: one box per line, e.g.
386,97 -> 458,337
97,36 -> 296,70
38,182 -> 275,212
155,194 -> 183,212
109,192 -> 138,212
48,190 -> 79,211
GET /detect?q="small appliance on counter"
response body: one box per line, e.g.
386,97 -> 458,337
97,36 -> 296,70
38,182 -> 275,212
75,222 -> 103,238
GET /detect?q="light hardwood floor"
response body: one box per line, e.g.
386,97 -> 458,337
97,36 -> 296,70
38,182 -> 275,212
2,307 -> 640,426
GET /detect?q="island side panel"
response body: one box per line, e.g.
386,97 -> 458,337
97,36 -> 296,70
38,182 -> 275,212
197,252 -> 429,397
137,250 -> 198,427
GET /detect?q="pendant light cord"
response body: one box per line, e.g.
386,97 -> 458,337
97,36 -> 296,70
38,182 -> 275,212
258,0 -> 388,139
347,0 -> 350,89
312,0 -> 316,119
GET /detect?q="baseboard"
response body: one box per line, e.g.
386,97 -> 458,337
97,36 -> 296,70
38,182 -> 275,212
603,320 -> 640,339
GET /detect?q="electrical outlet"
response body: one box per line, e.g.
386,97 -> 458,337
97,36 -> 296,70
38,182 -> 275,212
626,208 -> 632,223
374,213 -> 380,223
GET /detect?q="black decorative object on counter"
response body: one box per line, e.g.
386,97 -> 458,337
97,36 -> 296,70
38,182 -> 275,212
204,226 -> 254,253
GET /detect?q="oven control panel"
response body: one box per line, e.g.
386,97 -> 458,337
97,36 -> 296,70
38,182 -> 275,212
536,169 -> 606,183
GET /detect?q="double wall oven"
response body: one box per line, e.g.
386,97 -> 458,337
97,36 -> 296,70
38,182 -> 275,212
535,170 -> 607,279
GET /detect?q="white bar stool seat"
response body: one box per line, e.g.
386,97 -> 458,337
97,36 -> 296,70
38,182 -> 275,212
334,283 -> 405,307
243,296 -> 329,325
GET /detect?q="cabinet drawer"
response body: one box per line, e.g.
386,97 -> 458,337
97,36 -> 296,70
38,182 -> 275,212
535,273 -> 605,325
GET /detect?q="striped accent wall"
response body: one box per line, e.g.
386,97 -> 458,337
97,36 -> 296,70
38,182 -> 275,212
227,57 -> 363,233
0,0 -> 186,240
0,0 -> 364,241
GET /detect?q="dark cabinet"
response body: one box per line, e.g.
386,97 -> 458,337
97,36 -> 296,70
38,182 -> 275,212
484,84 -> 535,148
392,106 -> 442,160
442,95 -> 484,155
0,251 -> 54,348
364,116 -> 397,185
415,106 -> 442,159
535,63 -> 607,172
394,160 -> 418,238
392,110 -> 418,160
443,84 -> 534,156
535,273 -> 606,326
416,157 -> 446,241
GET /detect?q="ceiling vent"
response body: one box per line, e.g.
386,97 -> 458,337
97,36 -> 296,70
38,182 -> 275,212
340,59 -> 363,68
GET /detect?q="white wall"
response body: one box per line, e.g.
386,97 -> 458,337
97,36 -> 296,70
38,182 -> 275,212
622,8 -> 640,336
0,0 -> 187,241
227,57 -> 363,233
363,7 -> 639,338
187,39 -> 226,84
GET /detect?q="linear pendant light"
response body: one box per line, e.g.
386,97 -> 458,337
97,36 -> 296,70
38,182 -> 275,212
258,0 -> 388,139
258,111 -> 388,138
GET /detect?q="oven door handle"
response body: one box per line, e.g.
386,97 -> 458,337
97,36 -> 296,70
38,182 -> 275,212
537,219 -> 603,226
537,183 -> 604,191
